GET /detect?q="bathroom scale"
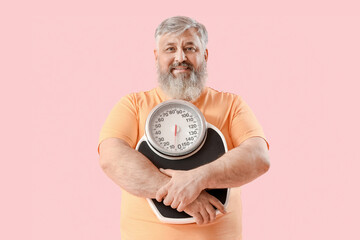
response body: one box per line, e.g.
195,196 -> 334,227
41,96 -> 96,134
136,99 -> 229,224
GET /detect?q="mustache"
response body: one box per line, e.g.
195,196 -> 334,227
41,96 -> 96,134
169,62 -> 194,71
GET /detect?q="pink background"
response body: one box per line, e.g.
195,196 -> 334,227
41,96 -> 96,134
2,1 -> 359,239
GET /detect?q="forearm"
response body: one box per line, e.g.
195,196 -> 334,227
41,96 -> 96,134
197,137 -> 270,189
99,138 -> 169,198
156,137 -> 270,211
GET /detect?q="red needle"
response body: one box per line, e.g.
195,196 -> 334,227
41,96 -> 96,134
174,124 -> 177,147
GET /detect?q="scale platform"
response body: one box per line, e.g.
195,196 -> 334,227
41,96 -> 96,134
136,124 -> 229,224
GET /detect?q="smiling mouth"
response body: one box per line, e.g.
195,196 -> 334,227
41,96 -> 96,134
173,67 -> 189,71
170,62 -> 193,72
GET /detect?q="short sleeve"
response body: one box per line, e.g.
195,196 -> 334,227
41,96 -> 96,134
230,96 -> 269,149
98,94 -> 139,153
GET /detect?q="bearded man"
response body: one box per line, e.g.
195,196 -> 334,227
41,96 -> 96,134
98,16 -> 270,240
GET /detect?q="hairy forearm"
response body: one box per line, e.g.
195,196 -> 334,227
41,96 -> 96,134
198,137 -> 270,189
156,137 -> 270,211
99,138 -> 169,198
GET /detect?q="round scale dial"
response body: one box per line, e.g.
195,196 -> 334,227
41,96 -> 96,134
145,100 -> 207,157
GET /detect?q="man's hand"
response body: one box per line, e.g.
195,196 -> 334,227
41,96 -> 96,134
156,168 -> 205,212
183,190 -> 226,225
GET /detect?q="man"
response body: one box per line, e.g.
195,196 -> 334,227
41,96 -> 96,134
98,16 -> 270,240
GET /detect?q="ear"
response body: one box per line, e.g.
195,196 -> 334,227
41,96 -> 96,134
204,49 -> 208,62
154,49 -> 158,61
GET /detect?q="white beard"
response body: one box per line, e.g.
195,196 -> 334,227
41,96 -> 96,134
157,60 -> 207,101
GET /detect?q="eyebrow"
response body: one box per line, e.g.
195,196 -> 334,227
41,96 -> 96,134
164,41 -> 197,46
184,41 -> 196,46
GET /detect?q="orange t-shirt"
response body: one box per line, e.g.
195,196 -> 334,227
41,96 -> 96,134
98,86 -> 268,240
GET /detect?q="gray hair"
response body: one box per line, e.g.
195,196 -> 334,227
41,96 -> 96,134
155,16 -> 208,51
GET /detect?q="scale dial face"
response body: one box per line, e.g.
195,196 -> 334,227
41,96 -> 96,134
145,100 -> 207,157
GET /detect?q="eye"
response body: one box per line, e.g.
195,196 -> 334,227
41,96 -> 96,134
185,47 -> 196,52
165,47 -> 176,52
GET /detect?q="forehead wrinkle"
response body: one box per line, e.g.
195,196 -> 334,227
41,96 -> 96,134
161,38 -> 200,47
164,42 -> 176,46
161,29 -> 201,42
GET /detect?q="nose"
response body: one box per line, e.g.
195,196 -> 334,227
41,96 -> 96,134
175,49 -> 187,63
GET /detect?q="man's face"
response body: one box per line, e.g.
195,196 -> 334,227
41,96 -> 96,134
155,28 -> 208,77
154,28 -> 208,101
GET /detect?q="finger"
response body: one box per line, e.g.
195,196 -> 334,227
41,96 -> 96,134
171,199 -> 180,209
193,212 -> 203,225
206,204 -> 216,222
163,195 -> 173,206
208,196 -> 226,214
159,168 -> 175,177
199,208 -> 210,225
156,186 -> 167,202
178,195 -> 197,212
177,201 -> 187,212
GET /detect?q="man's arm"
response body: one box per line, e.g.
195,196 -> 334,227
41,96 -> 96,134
156,136 -> 270,211
99,137 -> 226,224
99,137 -> 169,198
